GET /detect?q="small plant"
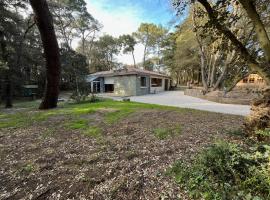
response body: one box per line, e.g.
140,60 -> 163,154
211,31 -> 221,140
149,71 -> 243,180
21,163 -> 35,175
255,129 -> 270,142
153,125 -> 181,140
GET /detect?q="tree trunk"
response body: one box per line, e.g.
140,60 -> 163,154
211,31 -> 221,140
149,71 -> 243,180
29,0 -> 61,109
143,42 -> 147,69
132,51 -> 136,67
197,0 -> 270,84
4,78 -> 12,108
0,31 -> 13,108
192,5 -> 208,91
239,0 -> 270,63
212,64 -> 228,91
197,0 -> 270,139
82,31 -> 85,55
210,53 -> 219,87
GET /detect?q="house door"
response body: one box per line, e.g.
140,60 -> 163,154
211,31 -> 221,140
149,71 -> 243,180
93,82 -> 100,93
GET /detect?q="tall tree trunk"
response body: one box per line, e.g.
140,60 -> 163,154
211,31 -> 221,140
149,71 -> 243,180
143,42 -> 147,69
210,52 -> 219,87
0,31 -> 13,108
29,0 -> 61,109
4,78 -> 12,108
132,51 -> 136,67
82,31 -> 85,55
239,0 -> 270,63
192,5 -> 208,91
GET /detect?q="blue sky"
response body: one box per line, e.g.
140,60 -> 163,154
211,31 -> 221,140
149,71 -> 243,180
96,0 -> 175,25
86,0 -> 182,64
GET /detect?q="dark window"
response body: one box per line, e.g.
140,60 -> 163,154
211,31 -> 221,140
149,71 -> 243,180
151,78 -> 162,87
140,77 -> 147,87
243,78 -> 248,83
249,78 -> 255,83
105,84 -> 114,93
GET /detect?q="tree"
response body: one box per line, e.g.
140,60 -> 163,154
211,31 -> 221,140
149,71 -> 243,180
0,0 -> 30,108
173,0 -> 270,136
78,35 -> 120,72
134,23 -> 168,69
119,34 -> 137,67
29,0 -> 61,109
174,0 -> 270,84
162,16 -> 200,86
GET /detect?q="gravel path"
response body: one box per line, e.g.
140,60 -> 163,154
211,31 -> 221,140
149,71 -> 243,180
129,91 -> 251,116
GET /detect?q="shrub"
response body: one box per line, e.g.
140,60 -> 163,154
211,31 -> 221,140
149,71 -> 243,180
168,141 -> 270,200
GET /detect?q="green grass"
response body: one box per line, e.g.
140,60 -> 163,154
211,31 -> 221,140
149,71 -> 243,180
0,99 -> 196,129
65,118 -> 102,138
83,126 -> 102,138
66,119 -> 89,130
153,125 -> 182,140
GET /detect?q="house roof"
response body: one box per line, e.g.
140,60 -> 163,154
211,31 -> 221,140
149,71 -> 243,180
88,68 -> 170,79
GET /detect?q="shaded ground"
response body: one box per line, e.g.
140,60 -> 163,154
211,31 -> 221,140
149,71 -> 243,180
0,100 -> 244,199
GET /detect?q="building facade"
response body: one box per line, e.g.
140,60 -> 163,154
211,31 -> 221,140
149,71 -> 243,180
86,68 -> 171,96
236,74 -> 266,87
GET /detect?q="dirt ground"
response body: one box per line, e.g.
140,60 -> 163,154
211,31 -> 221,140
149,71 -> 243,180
0,108 -> 244,200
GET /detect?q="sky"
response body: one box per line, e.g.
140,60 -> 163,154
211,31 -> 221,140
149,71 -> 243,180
86,0 -> 179,65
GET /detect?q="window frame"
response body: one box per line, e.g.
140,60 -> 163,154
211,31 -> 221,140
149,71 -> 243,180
151,78 -> 163,87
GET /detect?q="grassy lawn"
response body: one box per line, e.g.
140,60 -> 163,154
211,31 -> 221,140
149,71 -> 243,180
0,99 -> 245,199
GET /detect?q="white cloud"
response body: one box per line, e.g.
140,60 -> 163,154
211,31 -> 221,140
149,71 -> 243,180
86,0 -> 144,65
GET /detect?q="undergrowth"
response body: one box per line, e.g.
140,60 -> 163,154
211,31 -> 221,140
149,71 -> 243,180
168,141 -> 270,200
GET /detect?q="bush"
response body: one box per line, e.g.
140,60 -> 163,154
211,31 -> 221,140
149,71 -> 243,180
168,141 -> 270,200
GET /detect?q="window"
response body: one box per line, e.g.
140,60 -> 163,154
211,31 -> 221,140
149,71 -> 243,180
140,77 -> 147,87
243,78 -> 248,83
257,78 -> 264,83
151,78 -> 162,87
249,78 -> 255,83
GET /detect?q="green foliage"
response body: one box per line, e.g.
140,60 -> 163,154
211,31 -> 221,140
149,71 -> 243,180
256,129 -> 270,139
134,23 -> 168,69
162,15 -> 200,85
119,34 -> 136,54
168,141 -> 270,200
153,125 -> 182,140
83,34 -> 120,72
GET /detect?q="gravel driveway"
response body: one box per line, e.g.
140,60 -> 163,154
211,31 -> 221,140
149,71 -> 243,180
128,91 -> 250,116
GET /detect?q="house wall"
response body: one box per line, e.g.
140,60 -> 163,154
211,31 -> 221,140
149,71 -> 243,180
100,77 -> 105,93
104,77 -> 115,84
114,75 -> 137,96
136,75 -> 150,96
